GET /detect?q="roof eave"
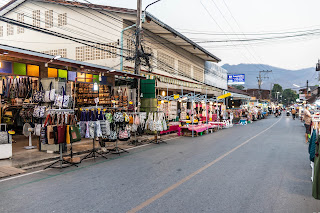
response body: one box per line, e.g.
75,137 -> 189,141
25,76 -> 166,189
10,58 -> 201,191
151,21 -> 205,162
145,12 -> 221,63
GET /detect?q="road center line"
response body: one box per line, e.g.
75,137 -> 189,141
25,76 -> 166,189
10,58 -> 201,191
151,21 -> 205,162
127,116 -> 283,213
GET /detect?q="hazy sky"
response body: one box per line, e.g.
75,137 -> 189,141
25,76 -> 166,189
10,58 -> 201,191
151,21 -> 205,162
1,0 -> 320,70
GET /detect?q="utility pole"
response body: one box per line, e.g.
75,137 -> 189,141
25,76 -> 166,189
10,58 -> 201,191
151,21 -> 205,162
257,70 -> 272,100
135,0 -> 142,112
306,80 -> 309,97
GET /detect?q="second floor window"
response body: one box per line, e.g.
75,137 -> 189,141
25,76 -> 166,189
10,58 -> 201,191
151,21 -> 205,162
45,10 -> 53,28
17,13 -> 24,34
0,26 -> 3,37
58,13 -> 67,26
7,23 -> 14,36
33,10 -> 40,27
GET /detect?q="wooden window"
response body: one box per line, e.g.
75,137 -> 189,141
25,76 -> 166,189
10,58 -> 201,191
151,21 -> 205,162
157,51 -> 175,72
33,10 -> 40,27
193,66 -> 204,82
178,60 -> 191,77
45,10 -> 53,28
7,23 -> 14,36
58,13 -> 67,26
17,13 -> 24,34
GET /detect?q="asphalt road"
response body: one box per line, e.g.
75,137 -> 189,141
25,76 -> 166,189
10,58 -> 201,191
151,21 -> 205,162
0,115 -> 319,213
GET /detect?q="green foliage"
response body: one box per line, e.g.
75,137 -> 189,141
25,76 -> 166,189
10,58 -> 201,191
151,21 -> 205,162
271,84 -> 283,100
234,85 -> 245,90
282,89 -> 298,105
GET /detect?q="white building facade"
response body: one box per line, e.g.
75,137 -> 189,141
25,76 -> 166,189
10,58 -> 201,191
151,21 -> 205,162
0,0 -> 226,95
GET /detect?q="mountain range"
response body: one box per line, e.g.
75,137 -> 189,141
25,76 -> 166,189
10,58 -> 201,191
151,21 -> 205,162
221,64 -> 318,90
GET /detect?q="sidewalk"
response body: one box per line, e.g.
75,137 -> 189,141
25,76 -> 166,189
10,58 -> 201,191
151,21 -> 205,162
0,133 -> 177,172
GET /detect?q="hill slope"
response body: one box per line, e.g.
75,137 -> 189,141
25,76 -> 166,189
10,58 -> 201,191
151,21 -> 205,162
222,64 -> 317,90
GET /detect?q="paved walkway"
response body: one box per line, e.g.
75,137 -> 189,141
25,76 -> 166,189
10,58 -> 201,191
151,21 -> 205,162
0,115 -> 318,213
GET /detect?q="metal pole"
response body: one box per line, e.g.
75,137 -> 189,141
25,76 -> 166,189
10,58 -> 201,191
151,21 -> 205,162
120,24 -> 136,71
135,0 -> 142,112
206,88 -> 208,134
192,88 -> 195,138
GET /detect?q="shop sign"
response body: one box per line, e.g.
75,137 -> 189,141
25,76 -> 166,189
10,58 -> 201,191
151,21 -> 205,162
227,74 -> 245,85
217,93 -> 231,100
299,94 -> 306,100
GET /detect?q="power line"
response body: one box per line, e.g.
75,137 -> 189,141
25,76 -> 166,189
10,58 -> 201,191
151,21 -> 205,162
0,16 -> 126,57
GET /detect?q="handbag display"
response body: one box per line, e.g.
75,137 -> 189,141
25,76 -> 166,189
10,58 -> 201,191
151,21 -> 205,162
54,86 -> 70,108
80,121 -> 87,138
105,113 -> 113,123
33,82 -> 44,103
113,112 -> 124,123
129,115 -> 134,124
44,82 -> 56,102
57,114 -> 66,144
118,128 -> 129,140
33,106 -> 46,118
85,121 -> 90,138
95,121 -> 103,138
123,112 -> 129,123
100,120 -> 111,136
69,115 -> 81,143
109,130 -> 117,140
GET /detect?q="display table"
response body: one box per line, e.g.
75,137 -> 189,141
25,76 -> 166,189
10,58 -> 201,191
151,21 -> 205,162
160,124 -> 181,136
180,124 -> 214,136
208,122 -> 227,128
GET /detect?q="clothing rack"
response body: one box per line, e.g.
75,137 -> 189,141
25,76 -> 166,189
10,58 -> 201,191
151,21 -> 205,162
149,111 -> 167,145
80,106 -> 109,162
44,108 -> 78,170
128,112 -> 144,146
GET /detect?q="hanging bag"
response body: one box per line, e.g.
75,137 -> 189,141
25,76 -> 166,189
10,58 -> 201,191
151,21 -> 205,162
57,114 -> 66,144
113,112 -> 124,123
95,121 -> 103,138
44,82 -> 56,102
33,82 -> 44,103
123,112 -> 129,123
33,106 -> 46,118
69,115 -> 81,143
40,114 -> 51,144
129,115 -> 134,124
46,114 -> 56,145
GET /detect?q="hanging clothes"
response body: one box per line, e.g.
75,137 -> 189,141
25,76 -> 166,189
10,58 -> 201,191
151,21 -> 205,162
309,129 -> 317,162
313,134 -> 320,199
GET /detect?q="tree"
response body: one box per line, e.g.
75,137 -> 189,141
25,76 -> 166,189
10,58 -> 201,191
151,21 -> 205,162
234,85 -> 245,90
271,84 -> 283,101
282,89 -> 298,105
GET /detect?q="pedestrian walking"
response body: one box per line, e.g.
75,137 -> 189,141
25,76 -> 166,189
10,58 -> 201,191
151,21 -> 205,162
304,106 -> 312,143
292,108 -> 296,120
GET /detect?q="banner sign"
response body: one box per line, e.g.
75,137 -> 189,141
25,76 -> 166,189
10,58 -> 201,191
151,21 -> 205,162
228,74 -> 245,85
217,93 -> 231,100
